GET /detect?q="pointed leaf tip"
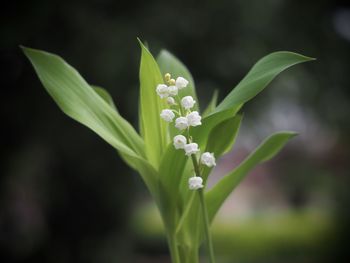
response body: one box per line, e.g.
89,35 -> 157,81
213,51 -> 315,115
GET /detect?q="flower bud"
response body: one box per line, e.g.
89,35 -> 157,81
169,78 -> 176,85
201,152 -> 216,167
167,97 -> 176,105
160,109 -> 175,122
164,73 -> 171,82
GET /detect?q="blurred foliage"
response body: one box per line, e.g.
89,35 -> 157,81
1,0 -> 350,262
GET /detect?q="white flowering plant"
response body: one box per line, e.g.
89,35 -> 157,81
22,40 -> 313,263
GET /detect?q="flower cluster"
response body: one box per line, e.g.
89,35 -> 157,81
156,73 -> 216,190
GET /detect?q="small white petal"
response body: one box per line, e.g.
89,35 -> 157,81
175,117 -> 189,130
184,143 -> 199,156
168,85 -> 178,96
176,77 -> 189,89
160,109 -> 175,122
173,135 -> 187,149
156,84 -> 169,98
201,152 -> 216,167
187,111 -> 202,127
167,97 -> 176,105
181,96 -> 196,110
188,176 -> 203,190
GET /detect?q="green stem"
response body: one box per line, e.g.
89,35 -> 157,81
168,233 -> 181,263
190,155 -> 216,263
186,246 -> 199,263
198,189 -> 216,263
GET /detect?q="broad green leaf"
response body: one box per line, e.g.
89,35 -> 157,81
200,114 -> 242,183
92,85 -> 117,111
213,52 -> 314,114
158,143 -> 188,230
138,40 -> 168,168
191,107 -> 240,151
206,131 -> 298,222
22,47 -> 144,156
205,114 -> 242,158
22,47 -> 159,195
157,50 -> 199,111
176,193 -> 202,249
202,90 -> 218,117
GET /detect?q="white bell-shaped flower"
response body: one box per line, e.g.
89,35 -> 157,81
173,135 -> 187,149
167,97 -> 176,105
184,143 -> 199,156
188,176 -> 203,190
175,117 -> 189,130
181,96 -> 196,110
176,77 -> 189,89
200,152 -> 216,167
168,85 -> 178,96
156,84 -> 169,98
187,111 -> 202,127
160,109 -> 175,122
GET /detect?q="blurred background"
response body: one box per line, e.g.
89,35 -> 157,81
1,0 -> 349,262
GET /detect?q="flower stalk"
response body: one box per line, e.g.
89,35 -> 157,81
157,72 -> 216,263
191,153 -> 216,263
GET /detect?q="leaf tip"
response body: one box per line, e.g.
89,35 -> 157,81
19,46 -> 49,60
19,45 -> 33,56
292,52 -> 316,62
303,55 -> 316,62
137,38 -> 151,54
276,130 -> 299,139
287,131 -> 299,137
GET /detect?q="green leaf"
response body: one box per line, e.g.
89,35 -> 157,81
138,40 -> 168,168
206,131 -> 298,222
92,85 -> 117,111
191,107 -> 240,151
199,114 -> 242,183
202,90 -> 218,117
22,47 -> 144,156
205,114 -> 242,158
213,52 -> 314,114
157,50 -> 199,111
22,47 -> 159,195
158,143 -> 188,230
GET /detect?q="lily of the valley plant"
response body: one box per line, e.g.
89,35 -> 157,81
22,40 -> 313,263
